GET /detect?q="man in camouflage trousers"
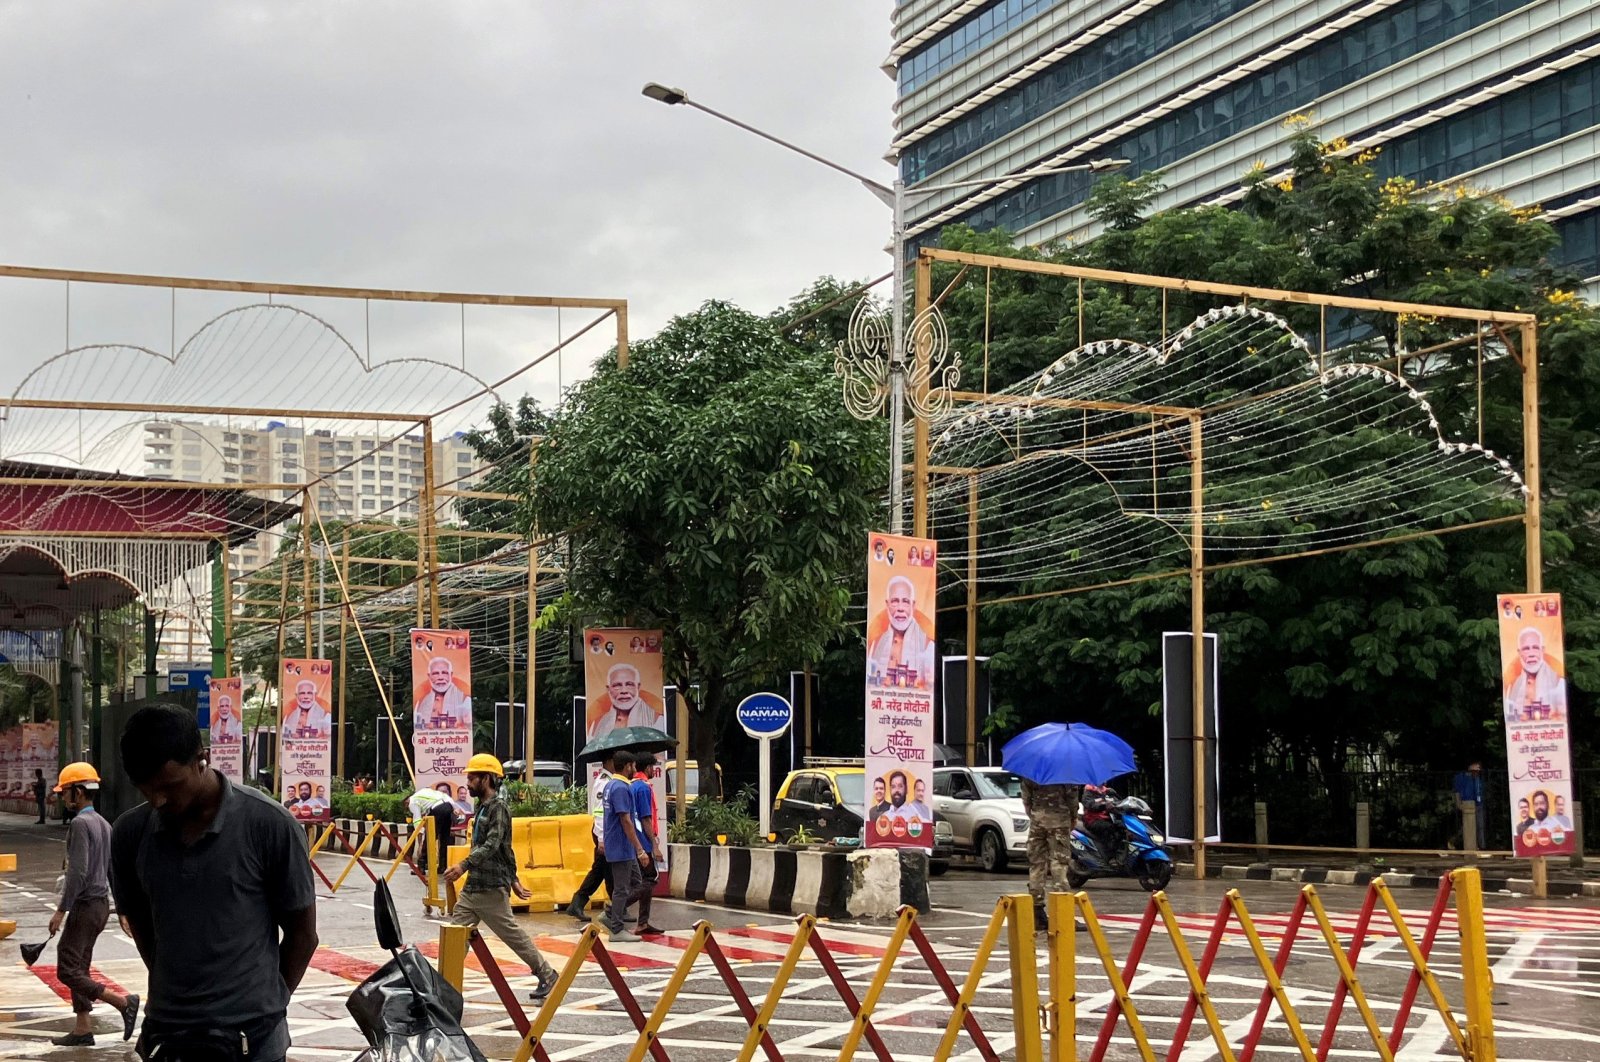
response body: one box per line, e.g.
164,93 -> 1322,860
1021,777 -> 1083,911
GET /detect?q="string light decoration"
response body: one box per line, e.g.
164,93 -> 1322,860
923,304 -> 1526,599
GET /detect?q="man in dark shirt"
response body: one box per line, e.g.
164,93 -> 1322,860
442,753 -> 557,1002
111,705 -> 318,1062
50,762 -> 139,1046
32,767 -> 47,824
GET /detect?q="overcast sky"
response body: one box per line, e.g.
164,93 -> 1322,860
0,2 -> 896,432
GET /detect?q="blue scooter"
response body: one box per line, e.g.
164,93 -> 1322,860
1065,791 -> 1174,892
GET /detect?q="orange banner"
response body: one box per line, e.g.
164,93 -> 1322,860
1497,593 -> 1575,856
208,677 -> 245,784
411,629 -> 473,821
581,629 -> 665,743
280,658 -> 333,823
865,532 -> 938,849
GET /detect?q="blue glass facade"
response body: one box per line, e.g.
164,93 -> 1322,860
906,0 -> 1537,250
898,0 -> 1068,94
900,0 -> 1258,182
1554,209 -> 1600,278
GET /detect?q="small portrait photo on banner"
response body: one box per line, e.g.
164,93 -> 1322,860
280,659 -> 333,823
208,677 -> 245,784
411,629 -> 474,822
582,629 -> 665,742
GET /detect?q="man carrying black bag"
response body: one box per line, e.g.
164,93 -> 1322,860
111,705 -> 318,1062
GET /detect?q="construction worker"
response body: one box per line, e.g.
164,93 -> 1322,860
441,754 -> 557,1003
50,762 -> 140,1046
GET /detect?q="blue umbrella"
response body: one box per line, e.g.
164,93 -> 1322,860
1001,722 -> 1136,786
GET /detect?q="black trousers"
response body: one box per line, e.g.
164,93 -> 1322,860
568,841 -> 612,908
58,895 -> 110,1013
429,802 -> 455,873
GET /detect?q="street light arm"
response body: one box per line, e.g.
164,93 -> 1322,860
641,82 -> 894,206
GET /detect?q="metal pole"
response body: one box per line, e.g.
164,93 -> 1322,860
1190,414 -> 1207,880
422,421 -> 440,627
888,179 -> 906,535
526,441 -> 538,767
913,254 -> 933,539
802,662 -> 813,762
966,475 -> 979,767
508,595 -> 517,757
90,609 -> 102,769
300,494 -> 313,654
337,528 -> 350,781
1522,319 -> 1546,900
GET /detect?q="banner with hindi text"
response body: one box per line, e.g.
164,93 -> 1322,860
411,629 -> 474,822
864,532 -> 937,849
1498,593 -> 1576,857
280,658 -> 333,823
208,677 -> 245,784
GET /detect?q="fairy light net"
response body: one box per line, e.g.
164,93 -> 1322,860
925,304 -> 1526,597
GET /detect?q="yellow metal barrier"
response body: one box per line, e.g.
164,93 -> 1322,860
382,819 -> 425,883
436,871 -> 1494,1062
0,851 -> 15,939
327,822 -> 378,893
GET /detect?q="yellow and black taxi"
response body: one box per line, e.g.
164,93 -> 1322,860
772,759 -> 952,873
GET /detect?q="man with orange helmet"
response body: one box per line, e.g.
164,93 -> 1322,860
49,762 -> 140,1046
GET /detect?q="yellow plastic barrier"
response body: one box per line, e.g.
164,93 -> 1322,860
0,851 -> 15,939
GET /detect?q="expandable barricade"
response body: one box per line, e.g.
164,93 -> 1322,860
436,867 -> 1496,1062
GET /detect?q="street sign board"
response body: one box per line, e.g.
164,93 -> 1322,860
736,692 -> 793,739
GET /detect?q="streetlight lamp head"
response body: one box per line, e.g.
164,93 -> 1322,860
1090,158 -> 1134,172
641,82 -> 688,106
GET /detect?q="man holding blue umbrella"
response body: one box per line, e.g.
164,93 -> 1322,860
1002,721 -> 1137,915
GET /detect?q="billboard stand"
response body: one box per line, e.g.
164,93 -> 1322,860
864,533 -> 937,852
1497,593 -> 1573,899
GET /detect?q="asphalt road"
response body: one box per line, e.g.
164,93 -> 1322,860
1,817 -> 1596,1060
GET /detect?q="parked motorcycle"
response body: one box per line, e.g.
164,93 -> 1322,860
1065,791 -> 1173,892
346,880 -> 488,1062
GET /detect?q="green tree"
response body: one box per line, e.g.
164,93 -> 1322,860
923,120 -> 1600,843
527,301 -> 886,795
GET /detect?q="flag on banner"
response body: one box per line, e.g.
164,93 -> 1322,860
411,629 -> 474,823
208,677 -> 245,784
864,532 -> 937,850
1497,593 -> 1576,856
280,659 -> 333,823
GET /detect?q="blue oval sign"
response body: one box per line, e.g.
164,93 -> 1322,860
736,692 -> 793,739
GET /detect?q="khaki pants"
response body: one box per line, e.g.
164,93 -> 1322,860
1027,825 -> 1075,903
452,887 -> 556,982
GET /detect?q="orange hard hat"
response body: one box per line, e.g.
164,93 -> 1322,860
54,762 -> 101,793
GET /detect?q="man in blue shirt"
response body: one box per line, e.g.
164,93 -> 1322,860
1452,761 -> 1486,851
595,750 -> 649,943
629,756 -> 662,936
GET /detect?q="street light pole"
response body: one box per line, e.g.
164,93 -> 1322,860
641,82 -> 1128,536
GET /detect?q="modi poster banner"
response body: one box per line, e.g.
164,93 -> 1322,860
411,629 -> 474,822
280,658 -> 334,824
581,629 -> 666,744
208,677 -> 245,784
1497,593 -> 1576,857
864,532 -> 937,849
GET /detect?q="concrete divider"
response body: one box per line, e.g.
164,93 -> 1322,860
668,844 -> 925,919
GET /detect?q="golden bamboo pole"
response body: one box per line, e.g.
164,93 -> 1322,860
966,475 -> 979,766
616,303 -> 630,369
337,527 -> 350,781
422,420 -> 440,627
508,594 -> 517,752
220,537 -> 233,677
0,262 -> 627,311
917,248 -> 1539,325
273,559 -> 290,796
526,439 -> 539,766
309,502 -> 416,782
300,493 -> 314,653
1190,414 -> 1207,881
914,255 -> 933,538
1522,319 -> 1546,900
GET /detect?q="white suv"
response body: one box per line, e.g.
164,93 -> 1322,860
932,766 -> 1030,872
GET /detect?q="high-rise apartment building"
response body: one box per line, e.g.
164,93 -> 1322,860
891,0 -> 1600,283
142,420 -> 485,576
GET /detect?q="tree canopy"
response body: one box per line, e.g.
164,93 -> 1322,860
527,301 -> 886,793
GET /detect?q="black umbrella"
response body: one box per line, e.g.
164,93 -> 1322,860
20,929 -> 54,967
933,743 -> 965,766
576,726 -> 678,764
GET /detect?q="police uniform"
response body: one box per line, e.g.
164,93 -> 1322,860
1021,778 -> 1083,903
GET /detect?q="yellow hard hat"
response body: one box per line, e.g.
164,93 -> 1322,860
465,753 -> 504,777
54,762 -> 100,793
